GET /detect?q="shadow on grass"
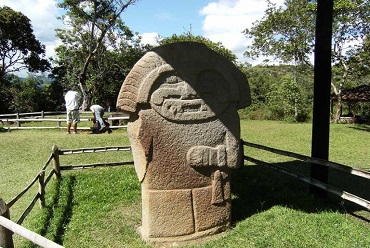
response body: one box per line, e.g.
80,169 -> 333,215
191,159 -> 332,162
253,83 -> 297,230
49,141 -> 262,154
53,176 -> 76,245
34,176 -> 76,247
348,124 -> 370,132
231,160 -> 370,225
33,161 -> 369,245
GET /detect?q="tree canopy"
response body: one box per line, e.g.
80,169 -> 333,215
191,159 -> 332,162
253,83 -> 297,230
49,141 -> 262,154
244,0 -> 316,66
244,0 -> 370,120
55,0 -> 141,110
159,33 -> 239,66
0,6 -> 50,79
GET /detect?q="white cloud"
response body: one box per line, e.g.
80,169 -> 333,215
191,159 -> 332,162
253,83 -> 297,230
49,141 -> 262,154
2,0 -> 63,59
1,0 -> 286,71
200,0 -> 284,64
140,32 -> 160,46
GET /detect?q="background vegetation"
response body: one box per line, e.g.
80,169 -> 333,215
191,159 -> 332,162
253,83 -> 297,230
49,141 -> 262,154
1,121 -> 369,247
1,0 -> 369,122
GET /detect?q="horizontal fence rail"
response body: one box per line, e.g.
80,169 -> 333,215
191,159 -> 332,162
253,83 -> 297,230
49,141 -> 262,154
0,214 -> 64,248
0,111 -> 129,130
0,111 -> 65,118
0,111 -> 125,118
243,141 -> 370,179
59,146 -> 131,155
61,161 -> 134,171
242,140 -> 370,211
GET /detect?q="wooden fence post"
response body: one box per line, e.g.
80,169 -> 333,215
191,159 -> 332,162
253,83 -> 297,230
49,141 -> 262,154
57,117 -> 61,128
52,145 -> 61,179
16,113 -> 20,127
0,198 -> 14,248
38,171 -> 45,208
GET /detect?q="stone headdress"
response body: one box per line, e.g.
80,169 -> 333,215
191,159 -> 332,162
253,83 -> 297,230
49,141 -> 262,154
116,42 -> 251,113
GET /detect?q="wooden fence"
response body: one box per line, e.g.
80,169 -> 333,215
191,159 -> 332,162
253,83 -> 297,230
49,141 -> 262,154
2,139 -> 370,247
242,140 -> 370,211
0,145 -> 133,248
0,111 -> 129,130
0,111 -> 65,118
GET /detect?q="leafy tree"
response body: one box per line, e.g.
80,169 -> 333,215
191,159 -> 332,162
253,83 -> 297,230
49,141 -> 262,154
0,75 -> 13,113
243,0 -> 316,120
56,0 -> 140,110
267,76 -> 302,121
159,32 -> 239,66
244,0 -> 316,66
39,78 -> 65,111
8,76 -> 42,113
87,40 -> 151,109
244,0 -> 370,120
53,31 -> 150,110
241,64 -> 312,121
3,75 -> 64,113
330,0 -> 370,120
346,35 -> 370,85
0,6 -> 50,79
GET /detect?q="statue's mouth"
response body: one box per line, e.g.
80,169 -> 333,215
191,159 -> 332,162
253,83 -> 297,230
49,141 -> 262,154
163,99 -> 207,115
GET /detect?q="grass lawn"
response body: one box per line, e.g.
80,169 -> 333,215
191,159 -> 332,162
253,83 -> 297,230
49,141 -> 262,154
1,120 -> 370,247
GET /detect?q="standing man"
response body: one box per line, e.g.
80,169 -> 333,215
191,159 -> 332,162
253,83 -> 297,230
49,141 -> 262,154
90,104 -> 107,133
65,89 -> 80,134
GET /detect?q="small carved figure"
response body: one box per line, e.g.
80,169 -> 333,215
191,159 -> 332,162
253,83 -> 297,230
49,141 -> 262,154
117,42 -> 251,244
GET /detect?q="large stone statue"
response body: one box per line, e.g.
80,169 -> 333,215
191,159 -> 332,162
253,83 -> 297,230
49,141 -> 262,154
116,42 -> 251,244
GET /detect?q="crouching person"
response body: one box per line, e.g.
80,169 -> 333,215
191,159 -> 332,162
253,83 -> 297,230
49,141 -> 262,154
90,104 -> 110,133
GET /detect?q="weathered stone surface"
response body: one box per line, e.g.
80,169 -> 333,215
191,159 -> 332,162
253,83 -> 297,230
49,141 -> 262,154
116,42 -> 250,244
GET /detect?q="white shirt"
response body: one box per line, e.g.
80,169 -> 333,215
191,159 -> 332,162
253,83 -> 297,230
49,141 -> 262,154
65,91 -> 80,111
90,104 -> 104,113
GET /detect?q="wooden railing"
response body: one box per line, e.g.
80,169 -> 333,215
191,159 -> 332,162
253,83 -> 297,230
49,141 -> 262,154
2,139 -> 370,247
242,140 -> 370,211
0,145 -> 133,248
0,111 -> 65,118
0,111 -> 129,130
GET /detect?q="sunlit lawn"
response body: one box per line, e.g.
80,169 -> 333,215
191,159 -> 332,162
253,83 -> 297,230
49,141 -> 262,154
1,120 -> 370,247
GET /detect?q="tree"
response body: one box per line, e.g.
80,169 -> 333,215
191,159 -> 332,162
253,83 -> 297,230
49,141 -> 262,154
0,74 -> 13,113
8,76 -> 39,113
345,33 -> 370,86
330,0 -> 370,120
53,27 -> 150,109
244,0 -> 370,120
56,0 -> 140,110
244,0 -> 316,66
0,6 -> 50,79
159,32 -> 239,66
240,64 -> 312,121
243,0 -> 316,120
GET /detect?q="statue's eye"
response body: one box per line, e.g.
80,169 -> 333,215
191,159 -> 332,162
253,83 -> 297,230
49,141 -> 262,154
164,75 -> 182,84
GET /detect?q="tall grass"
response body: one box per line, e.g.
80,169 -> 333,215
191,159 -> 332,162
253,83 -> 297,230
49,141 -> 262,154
1,121 -> 370,247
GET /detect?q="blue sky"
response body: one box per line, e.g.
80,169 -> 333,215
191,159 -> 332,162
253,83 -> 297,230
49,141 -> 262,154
122,0 -> 211,37
2,0 -> 285,70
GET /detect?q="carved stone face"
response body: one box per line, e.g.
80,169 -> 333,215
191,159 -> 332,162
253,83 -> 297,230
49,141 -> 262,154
150,69 -> 230,121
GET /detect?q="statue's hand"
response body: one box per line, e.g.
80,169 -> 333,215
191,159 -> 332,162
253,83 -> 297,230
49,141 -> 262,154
187,145 -> 226,167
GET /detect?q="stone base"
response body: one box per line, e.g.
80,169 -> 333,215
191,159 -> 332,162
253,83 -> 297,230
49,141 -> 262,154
137,224 -> 228,246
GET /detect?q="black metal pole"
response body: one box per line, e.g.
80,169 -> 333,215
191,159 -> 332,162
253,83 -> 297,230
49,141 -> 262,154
310,0 -> 334,197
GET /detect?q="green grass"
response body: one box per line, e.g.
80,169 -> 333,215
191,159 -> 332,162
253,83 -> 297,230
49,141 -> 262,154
1,121 -> 370,247
0,129 -> 132,227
